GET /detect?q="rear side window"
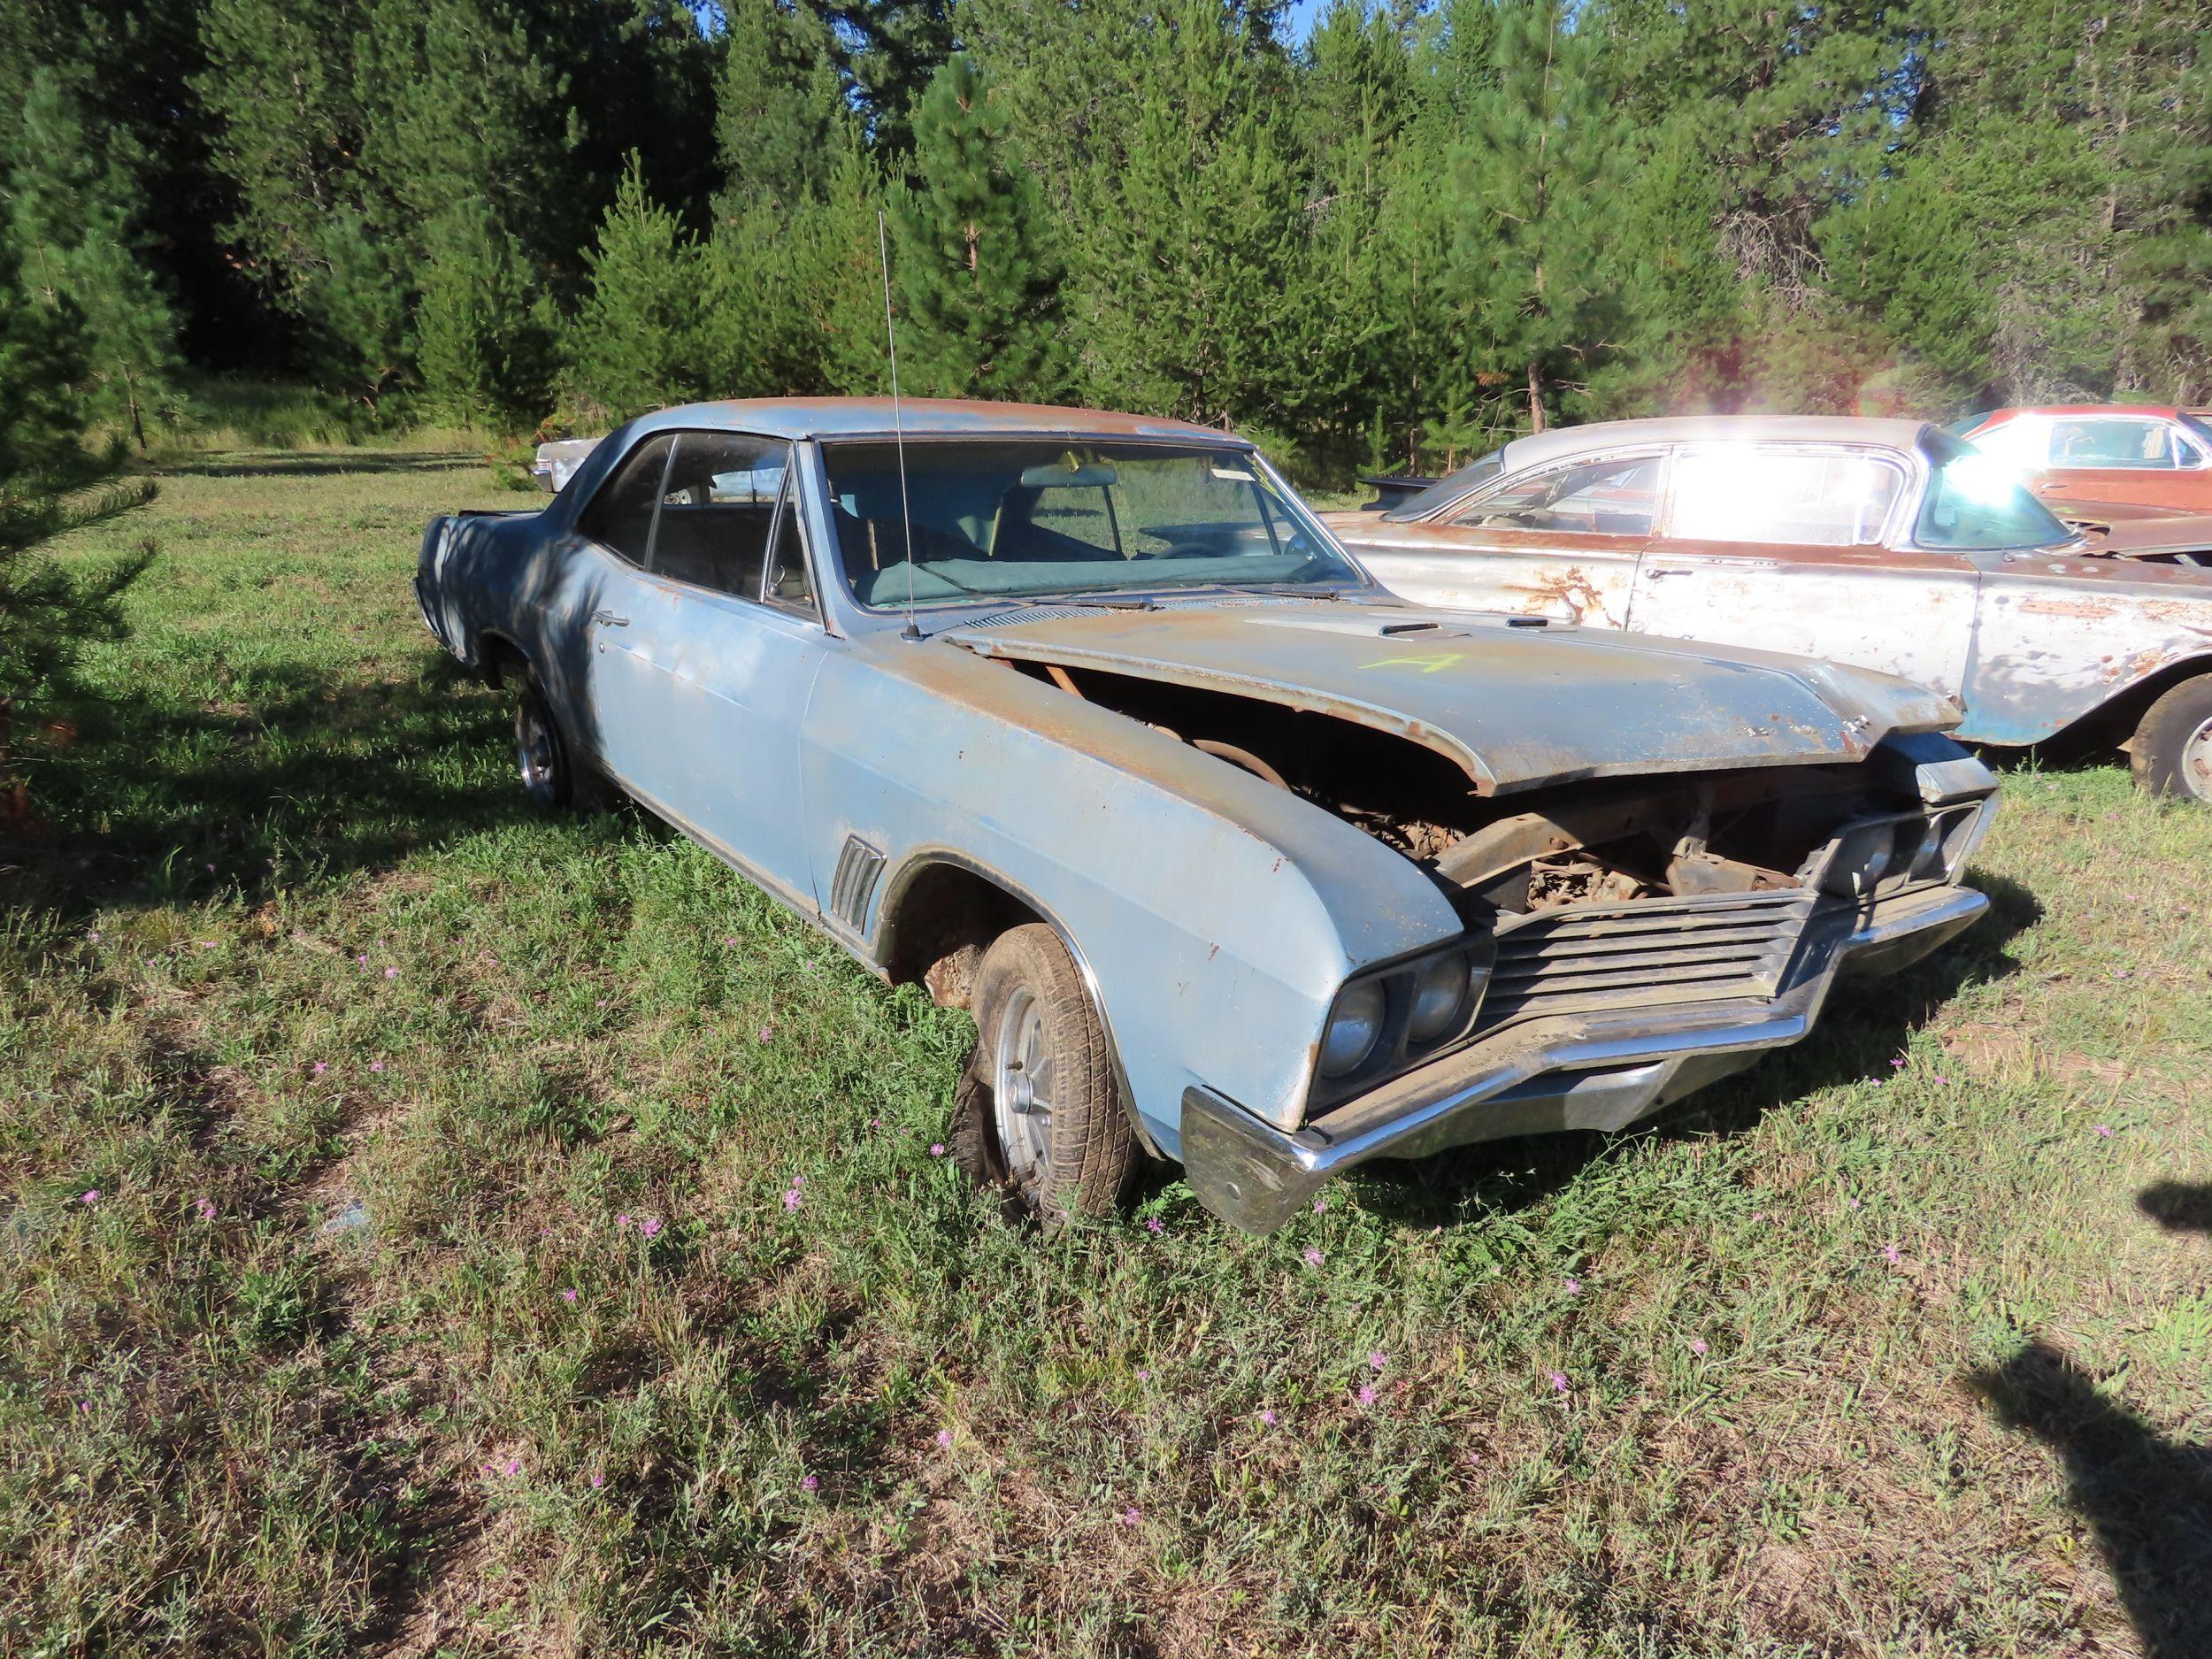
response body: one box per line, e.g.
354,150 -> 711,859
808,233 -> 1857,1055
1669,449 -> 1902,547
650,433 -> 791,597
577,435 -> 675,564
2048,416 -> 2176,470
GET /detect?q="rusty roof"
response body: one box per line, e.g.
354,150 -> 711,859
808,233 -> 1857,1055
643,396 -> 1240,444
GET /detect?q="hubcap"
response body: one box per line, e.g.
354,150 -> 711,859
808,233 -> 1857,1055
992,987 -> 1055,1189
518,698 -> 560,805
2184,715 -> 2212,803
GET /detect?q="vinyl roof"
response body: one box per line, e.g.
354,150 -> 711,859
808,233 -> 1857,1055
1496,415 -> 1933,471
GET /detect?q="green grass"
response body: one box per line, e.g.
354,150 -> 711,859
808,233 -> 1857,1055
4,445 -> 2208,1657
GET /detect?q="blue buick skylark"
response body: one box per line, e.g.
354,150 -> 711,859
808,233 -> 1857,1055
417,398 -> 1996,1233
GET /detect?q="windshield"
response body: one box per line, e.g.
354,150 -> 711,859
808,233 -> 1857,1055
820,439 -> 1363,609
1915,432 -> 2070,550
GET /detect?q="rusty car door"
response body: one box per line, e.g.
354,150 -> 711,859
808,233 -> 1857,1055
1624,443 -> 1980,702
2029,414 -> 2212,515
1342,450 -> 1662,627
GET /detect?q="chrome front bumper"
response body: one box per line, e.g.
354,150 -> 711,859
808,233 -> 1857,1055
1180,881 -> 1989,1233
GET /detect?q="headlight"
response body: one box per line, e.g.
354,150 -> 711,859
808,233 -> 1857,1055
1407,953 -> 1472,1042
1318,979 -> 1386,1077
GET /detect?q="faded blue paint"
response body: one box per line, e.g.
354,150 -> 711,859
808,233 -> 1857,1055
418,399 -> 1996,1207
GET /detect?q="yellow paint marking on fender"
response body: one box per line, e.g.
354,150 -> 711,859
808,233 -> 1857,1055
1356,651 -> 1466,674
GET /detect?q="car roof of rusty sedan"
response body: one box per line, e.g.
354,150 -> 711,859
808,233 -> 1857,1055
641,396 -> 1240,444
1496,414 -> 1934,472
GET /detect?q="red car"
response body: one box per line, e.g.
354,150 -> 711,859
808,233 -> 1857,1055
1958,404 -> 2212,514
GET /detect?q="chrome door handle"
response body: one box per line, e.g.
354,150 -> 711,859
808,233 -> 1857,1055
591,610 -> 630,626
1644,566 -> 1696,579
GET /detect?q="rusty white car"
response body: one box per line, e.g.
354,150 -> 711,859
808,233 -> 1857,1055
417,399 -> 1996,1233
1327,417 -> 2212,803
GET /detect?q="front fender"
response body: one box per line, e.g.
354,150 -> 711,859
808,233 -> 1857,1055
803,641 -> 1463,1153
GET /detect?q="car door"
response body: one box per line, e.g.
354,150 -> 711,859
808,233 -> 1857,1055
1625,442 -> 1979,702
607,429 -> 833,905
549,432 -> 682,782
1345,450 -> 1663,628
2030,414 -> 2212,513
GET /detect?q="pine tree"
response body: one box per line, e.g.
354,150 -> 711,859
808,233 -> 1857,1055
0,234 -> 150,826
1077,0 -> 1305,429
416,203 -> 559,433
1443,0 -> 1636,433
5,69 -> 186,447
714,0 -> 848,215
890,56 -> 1065,401
560,157 -> 719,423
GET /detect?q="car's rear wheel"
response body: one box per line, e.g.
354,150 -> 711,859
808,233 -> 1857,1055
2131,675 -> 2212,803
950,923 -> 1138,1228
515,672 -> 605,812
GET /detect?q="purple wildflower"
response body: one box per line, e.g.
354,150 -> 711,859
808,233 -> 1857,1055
801,1474 -> 819,1494
1548,1371 -> 1569,1394
928,1143 -> 945,1157
1145,1217 -> 1164,1234
2094,1124 -> 2114,1138
590,1471 -> 604,1489
783,1187 -> 803,1211
1881,1243 -> 1902,1266
1312,1195 -> 1328,1214
1563,1276 -> 1582,1295
1259,1409 -> 1277,1426
80,1189 -> 98,1205
383,965 -> 398,979
935,1428 -> 954,1449
1367,1350 -> 1386,1371
561,1289 -> 578,1303
640,1217 -> 662,1240
1356,1385 -> 1377,1406
1302,1247 -> 1325,1267
1690,1338 -> 1709,1356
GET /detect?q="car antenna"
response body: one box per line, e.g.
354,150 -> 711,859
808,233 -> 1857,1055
878,211 -> 923,642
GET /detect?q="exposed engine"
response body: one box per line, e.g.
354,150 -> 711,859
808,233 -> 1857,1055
1010,659 -> 1916,917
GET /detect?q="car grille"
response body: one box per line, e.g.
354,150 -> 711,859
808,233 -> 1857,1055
1474,888 -> 1818,1033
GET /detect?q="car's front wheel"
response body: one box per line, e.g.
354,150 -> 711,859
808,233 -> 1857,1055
951,923 -> 1138,1228
2131,675 -> 2212,803
514,672 -> 605,812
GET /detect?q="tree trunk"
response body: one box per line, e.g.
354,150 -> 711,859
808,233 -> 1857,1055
1526,362 -> 1547,433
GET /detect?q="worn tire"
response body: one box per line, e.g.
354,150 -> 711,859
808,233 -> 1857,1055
514,672 -> 608,812
951,924 -> 1138,1229
2131,675 -> 2212,803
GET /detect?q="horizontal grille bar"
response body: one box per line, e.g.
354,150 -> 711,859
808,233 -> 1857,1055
1476,888 -> 1815,1032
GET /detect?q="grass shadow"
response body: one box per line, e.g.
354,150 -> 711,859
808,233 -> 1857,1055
1354,870 -> 2041,1229
1,653 -> 544,929
1968,1340 -> 2212,1659
157,450 -> 493,480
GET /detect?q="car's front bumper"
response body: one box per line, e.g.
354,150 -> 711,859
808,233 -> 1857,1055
1179,881 -> 1988,1233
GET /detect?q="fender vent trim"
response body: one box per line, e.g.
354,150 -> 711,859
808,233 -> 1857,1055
830,836 -> 887,932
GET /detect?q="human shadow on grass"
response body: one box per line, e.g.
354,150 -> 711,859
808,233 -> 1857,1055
2138,1182 -> 2212,1233
1351,870 -> 2041,1228
0,655 -> 549,926
1969,1340 -> 2212,1659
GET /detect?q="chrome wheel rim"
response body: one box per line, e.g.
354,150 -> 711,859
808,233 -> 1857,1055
518,698 -> 560,806
2184,714 -> 2212,802
992,987 -> 1055,1189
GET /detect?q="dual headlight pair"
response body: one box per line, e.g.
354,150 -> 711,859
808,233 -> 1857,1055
1315,938 -> 1497,1097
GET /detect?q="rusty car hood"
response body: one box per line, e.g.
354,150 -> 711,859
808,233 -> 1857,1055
941,600 -> 1962,795
2063,506 -> 2212,560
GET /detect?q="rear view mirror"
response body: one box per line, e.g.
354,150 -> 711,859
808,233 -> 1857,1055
1018,459 -> 1118,490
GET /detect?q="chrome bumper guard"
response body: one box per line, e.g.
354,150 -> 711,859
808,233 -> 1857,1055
1181,881 -> 1989,1234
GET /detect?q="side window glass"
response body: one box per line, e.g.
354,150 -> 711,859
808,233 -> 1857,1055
650,433 -> 791,596
1450,457 -> 1660,535
764,483 -> 817,611
1669,449 -> 1902,547
2049,418 -> 2175,470
576,434 -> 675,564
